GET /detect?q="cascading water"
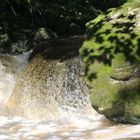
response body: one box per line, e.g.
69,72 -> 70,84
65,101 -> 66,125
6,36 -> 95,121
0,36 -> 140,140
60,57 -> 91,114
0,52 -> 31,115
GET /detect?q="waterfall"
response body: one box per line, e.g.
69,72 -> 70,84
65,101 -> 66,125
6,54 -> 96,121
5,36 -> 98,121
0,52 -> 31,115
60,57 -> 92,114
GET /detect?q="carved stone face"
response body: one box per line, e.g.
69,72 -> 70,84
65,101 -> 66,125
89,53 -> 140,124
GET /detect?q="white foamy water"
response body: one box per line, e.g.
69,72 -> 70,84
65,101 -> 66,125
0,52 -> 31,114
0,52 -> 140,140
0,115 -> 140,140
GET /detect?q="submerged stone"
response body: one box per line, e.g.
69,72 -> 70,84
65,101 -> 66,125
80,0 -> 140,124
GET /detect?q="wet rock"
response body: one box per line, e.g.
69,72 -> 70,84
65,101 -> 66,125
0,26 -> 58,54
0,33 -> 11,53
33,28 -> 58,43
0,31 -> 30,54
68,23 -> 83,35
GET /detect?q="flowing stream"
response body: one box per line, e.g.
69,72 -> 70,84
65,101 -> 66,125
0,48 -> 140,140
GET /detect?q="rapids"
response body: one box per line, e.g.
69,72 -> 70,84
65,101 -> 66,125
0,46 -> 139,139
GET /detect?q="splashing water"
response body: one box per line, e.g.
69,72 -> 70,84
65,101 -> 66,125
0,52 -> 140,140
0,52 -> 31,114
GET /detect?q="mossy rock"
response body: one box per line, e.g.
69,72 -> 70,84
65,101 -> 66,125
80,0 -> 140,124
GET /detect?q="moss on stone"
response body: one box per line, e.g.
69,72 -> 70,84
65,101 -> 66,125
80,0 -> 140,124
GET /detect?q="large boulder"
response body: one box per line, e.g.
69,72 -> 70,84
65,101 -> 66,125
80,0 -> 140,124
